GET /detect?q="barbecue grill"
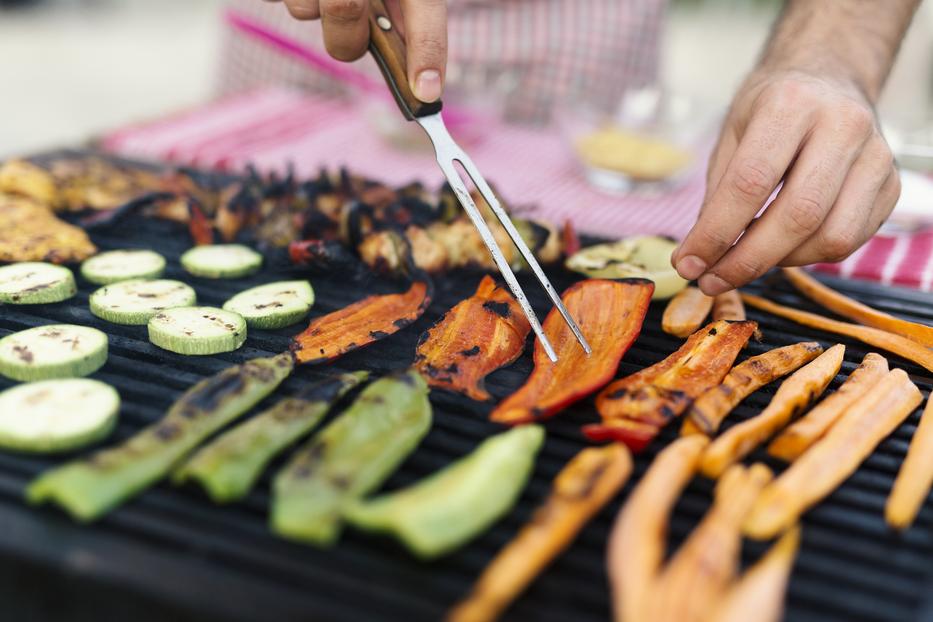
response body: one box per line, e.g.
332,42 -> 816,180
1,158 -> 932,622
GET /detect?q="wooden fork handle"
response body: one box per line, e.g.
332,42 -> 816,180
368,0 -> 443,120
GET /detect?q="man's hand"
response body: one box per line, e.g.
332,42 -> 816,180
672,0 -> 920,296
266,0 -> 447,102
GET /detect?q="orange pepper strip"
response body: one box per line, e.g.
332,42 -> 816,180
586,320 -> 757,452
767,352 -> 888,462
706,527 -> 801,622
783,267 -> 933,347
414,275 -> 530,402
885,394 -> 933,530
662,286 -> 713,337
744,369 -> 921,539
681,342 -> 824,437
291,280 -> 432,364
489,279 -> 654,425
742,293 -> 933,373
448,444 -> 632,622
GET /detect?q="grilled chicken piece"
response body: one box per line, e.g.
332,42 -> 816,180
0,157 -> 163,212
0,193 -> 97,263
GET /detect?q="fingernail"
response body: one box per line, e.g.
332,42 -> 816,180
698,273 -> 732,296
675,255 -> 707,280
413,70 -> 442,103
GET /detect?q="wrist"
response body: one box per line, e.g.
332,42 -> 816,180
758,0 -> 919,104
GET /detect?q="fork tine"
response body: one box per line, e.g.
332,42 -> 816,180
455,150 -> 593,355
435,157 -> 560,362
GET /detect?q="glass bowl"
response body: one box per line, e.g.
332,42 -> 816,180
559,88 -> 713,194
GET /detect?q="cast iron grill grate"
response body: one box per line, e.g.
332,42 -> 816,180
1,184 -> 933,621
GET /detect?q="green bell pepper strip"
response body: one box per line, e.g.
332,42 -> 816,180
270,369 -> 432,546
26,352 -> 294,521
344,424 -> 545,559
173,371 -> 368,503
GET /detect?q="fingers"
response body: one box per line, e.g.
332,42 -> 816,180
320,0 -> 370,61
780,140 -> 899,266
697,109 -> 873,295
282,0 -> 321,19
399,0 -> 447,102
673,97 -> 815,281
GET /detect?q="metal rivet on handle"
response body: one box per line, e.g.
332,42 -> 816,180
376,16 -> 392,31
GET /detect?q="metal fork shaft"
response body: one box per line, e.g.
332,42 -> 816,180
417,112 -> 591,361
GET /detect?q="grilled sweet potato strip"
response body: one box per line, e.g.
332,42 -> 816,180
885,395 -> 933,530
711,290 -> 745,321
448,445 -> 633,622
783,267 -> 933,348
291,280 -> 432,364
742,293 -> 933,373
415,275 -> 530,402
700,345 -> 845,478
744,369 -> 922,539
705,527 -> 801,622
681,342 -> 823,437
768,353 -> 889,461
662,286 -> 714,337
609,436 -> 708,622
647,463 -> 772,622
587,320 -> 757,452
490,279 -> 653,425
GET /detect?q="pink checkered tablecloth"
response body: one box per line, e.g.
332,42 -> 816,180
100,87 -> 933,291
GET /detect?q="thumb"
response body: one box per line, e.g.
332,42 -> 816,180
399,0 -> 447,103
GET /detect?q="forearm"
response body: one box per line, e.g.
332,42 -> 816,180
761,0 -> 921,102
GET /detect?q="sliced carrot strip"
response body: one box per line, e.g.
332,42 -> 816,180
647,463 -> 772,622
742,293 -> 933,373
414,275 -> 530,402
608,435 -> 709,622
712,290 -> 745,321
744,369 -> 921,539
783,267 -> 933,347
489,279 -> 653,425
662,286 -> 713,337
700,345 -> 845,478
886,395 -> 933,530
706,527 -> 801,622
767,352 -> 888,462
448,444 -> 632,622
681,342 -> 823,437
587,320 -> 757,452
291,280 -> 432,364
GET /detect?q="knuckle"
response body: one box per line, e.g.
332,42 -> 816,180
412,32 -> 447,57
783,193 -> 825,236
730,159 -> 775,202
721,256 -> 764,283
820,228 -> 860,262
866,140 -> 895,171
322,0 -> 365,23
696,226 -> 734,253
837,103 -> 875,136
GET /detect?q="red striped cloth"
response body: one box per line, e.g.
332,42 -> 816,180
100,87 -> 933,292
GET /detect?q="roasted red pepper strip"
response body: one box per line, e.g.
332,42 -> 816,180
186,199 -> 215,246
586,320 -> 757,451
489,278 -> 654,425
414,275 -> 530,401
561,219 -> 581,257
290,280 -> 432,364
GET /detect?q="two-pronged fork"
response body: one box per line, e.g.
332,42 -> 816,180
367,0 -> 590,361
